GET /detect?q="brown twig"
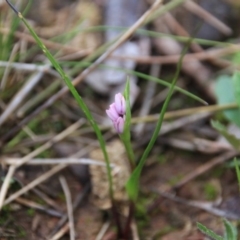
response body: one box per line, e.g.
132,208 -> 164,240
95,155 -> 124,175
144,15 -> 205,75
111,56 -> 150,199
59,176 -> 75,240
110,44 -> 240,65
49,223 -> 70,240
15,197 -> 63,217
0,27 -> 92,55
3,164 -> 67,206
0,119 -> 85,210
95,221 -> 111,240
151,189 -> 240,219
173,150 -> 238,189
49,184 -> 90,237
134,64 -> 159,136
148,151 -> 238,212
184,0 -> 232,36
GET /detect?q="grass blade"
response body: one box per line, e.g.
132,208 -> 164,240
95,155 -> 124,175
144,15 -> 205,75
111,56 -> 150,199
197,222 -> 223,240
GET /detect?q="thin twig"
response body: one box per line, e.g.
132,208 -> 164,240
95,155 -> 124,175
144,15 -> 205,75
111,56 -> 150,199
173,150 -> 238,189
131,103 -> 238,124
0,61 -> 57,74
0,119 -> 85,211
1,43 -> 19,90
148,151 -> 238,213
17,119 -> 84,168
95,221 -> 111,240
0,70 -> 45,126
164,12 -> 202,52
111,44 -> 240,65
184,0 -> 232,35
59,176 -> 75,240
0,165 -> 16,209
3,140 -> 100,208
15,197 -> 63,217
49,223 -> 69,240
160,136 -> 233,153
0,27 -> 91,55
3,164 -> 67,206
131,220 -> 140,240
17,80 -> 61,118
49,184 -> 90,237
31,188 -> 62,212
134,64 -> 159,136
3,158 -> 115,167
152,189 -> 240,219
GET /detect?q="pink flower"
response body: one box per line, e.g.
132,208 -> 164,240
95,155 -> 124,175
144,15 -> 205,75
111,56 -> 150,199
114,93 -> 126,116
106,103 -> 119,121
106,93 -> 126,134
113,117 -> 125,134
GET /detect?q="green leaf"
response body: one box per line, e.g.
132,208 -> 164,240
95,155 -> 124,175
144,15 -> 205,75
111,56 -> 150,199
120,78 -> 135,169
126,39 -> 192,202
232,71 -> 240,108
234,158 -> 240,192
197,222 -> 223,240
211,120 -> 240,151
223,219 -> 237,240
215,75 -> 240,127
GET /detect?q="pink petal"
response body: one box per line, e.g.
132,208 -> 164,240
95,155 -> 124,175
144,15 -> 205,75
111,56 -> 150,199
106,103 -> 119,121
113,117 -> 124,133
114,93 -> 126,115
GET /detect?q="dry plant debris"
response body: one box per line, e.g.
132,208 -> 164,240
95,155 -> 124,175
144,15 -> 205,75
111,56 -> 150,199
0,0 -> 240,239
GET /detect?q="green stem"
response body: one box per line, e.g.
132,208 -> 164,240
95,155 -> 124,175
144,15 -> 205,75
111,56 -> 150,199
123,140 -> 135,170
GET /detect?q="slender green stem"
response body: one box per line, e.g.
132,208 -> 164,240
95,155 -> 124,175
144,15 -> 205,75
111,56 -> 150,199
123,141 -> 135,170
121,80 -> 136,170
234,158 -> 240,192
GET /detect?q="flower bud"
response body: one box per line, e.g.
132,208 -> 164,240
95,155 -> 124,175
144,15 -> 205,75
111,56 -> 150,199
113,117 -> 124,133
114,93 -> 126,115
106,103 -> 119,121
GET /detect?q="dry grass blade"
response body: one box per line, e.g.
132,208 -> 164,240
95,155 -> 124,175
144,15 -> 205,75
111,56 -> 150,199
2,135 -> 101,208
153,189 -> 240,219
134,64 -> 159,136
0,27 -> 91,54
0,71 -> 45,126
59,176 -> 75,240
49,184 -> 91,237
3,164 -> 67,206
184,0 -> 232,35
0,43 -> 19,90
131,220 -> 140,240
3,158 -> 115,167
0,61 -> 58,74
15,119 -> 85,168
0,165 -> 16,209
131,103 -> 238,124
49,223 -> 70,240
173,150 -> 238,189
0,119 -> 85,210
15,197 -> 63,217
95,221 -> 110,240
111,43 -> 240,65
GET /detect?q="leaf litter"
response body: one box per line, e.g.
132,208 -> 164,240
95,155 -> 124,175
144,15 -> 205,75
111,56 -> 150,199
1,0 -> 240,239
